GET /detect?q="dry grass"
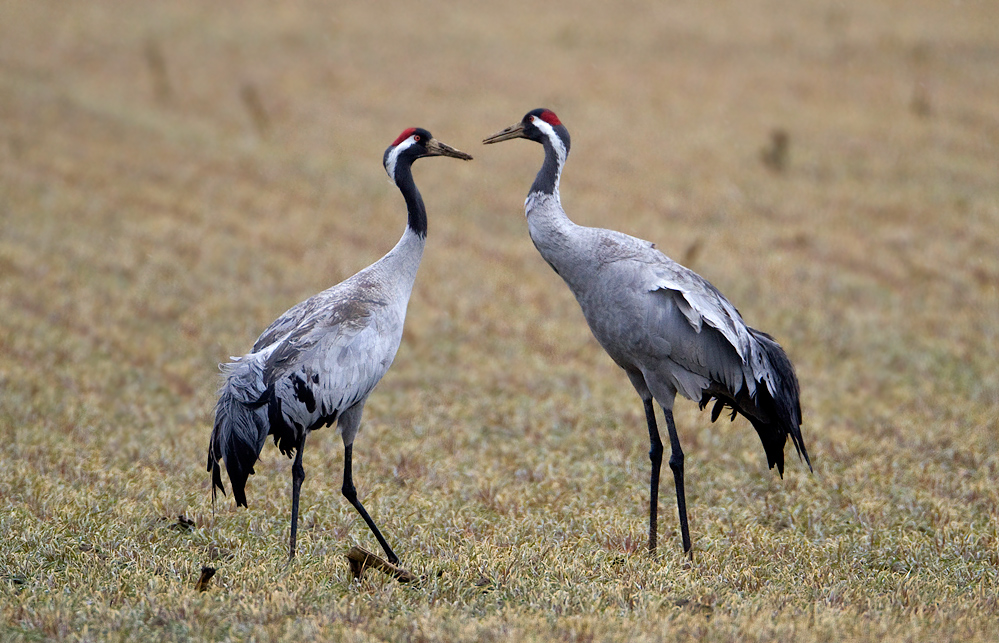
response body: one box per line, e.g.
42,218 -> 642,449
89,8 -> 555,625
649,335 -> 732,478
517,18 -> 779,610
2,0 -> 998,641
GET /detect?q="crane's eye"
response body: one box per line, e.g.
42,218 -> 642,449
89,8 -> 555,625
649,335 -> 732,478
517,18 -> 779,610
413,134 -> 421,142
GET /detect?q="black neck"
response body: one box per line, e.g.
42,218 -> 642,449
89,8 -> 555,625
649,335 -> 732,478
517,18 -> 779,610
530,137 -> 563,197
395,162 -> 428,237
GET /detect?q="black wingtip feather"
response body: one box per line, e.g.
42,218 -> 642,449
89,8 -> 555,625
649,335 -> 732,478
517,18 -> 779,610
211,461 -> 226,501
699,327 -> 812,477
710,398 -> 724,422
225,445 -> 255,508
208,380 -> 272,510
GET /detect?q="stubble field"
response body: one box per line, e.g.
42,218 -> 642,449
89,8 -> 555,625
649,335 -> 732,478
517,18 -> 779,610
1,1 -> 998,641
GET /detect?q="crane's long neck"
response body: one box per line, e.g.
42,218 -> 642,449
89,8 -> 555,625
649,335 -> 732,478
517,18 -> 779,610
395,162 -> 428,238
530,135 -> 565,198
525,136 -> 579,269
370,161 -> 427,302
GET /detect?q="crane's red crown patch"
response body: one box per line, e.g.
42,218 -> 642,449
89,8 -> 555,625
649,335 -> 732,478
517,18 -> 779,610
392,128 -> 419,146
539,110 -> 562,126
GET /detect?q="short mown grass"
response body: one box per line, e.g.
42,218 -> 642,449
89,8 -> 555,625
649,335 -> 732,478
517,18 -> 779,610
2,0 -> 998,641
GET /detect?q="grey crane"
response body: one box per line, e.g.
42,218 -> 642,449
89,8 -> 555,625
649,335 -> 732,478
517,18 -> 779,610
483,109 -> 811,556
208,128 -> 472,563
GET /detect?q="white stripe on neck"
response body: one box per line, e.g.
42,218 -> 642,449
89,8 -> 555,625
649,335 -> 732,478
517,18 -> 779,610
531,117 -> 567,173
384,136 -> 418,186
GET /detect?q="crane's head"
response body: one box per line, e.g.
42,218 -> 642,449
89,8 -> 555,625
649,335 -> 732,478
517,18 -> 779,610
383,128 -> 472,185
482,108 -> 571,155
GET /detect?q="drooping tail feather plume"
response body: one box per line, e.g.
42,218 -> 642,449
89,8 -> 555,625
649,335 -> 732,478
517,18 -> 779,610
699,328 -> 811,477
750,328 -> 810,471
207,357 -> 271,507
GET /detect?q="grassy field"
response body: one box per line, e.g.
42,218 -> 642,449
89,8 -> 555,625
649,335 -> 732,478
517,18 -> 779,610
2,0 -> 998,640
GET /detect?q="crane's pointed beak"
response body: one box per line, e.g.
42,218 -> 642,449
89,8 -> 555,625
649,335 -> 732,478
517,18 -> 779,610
425,138 -> 473,160
482,122 -> 526,144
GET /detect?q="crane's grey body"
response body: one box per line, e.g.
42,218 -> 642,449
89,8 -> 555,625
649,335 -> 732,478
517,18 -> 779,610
208,129 -> 471,563
485,109 -> 809,555
214,228 -> 423,466
527,191 -> 773,414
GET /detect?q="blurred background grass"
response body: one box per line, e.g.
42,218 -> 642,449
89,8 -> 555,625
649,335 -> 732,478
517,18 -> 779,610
1,0 -> 997,641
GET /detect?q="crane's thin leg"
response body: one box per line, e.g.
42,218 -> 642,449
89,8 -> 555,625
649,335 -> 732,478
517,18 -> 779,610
342,443 -> 400,565
643,398 -> 663,555
663,408 -> 692,557
289,432 -> 308,560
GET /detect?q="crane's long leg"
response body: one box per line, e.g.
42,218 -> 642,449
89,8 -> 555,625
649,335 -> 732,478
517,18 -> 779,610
643,398 -> 663,555
289,432 -> 308,560
663,408 -> 692,556
342,443 -> 399,565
